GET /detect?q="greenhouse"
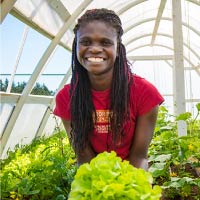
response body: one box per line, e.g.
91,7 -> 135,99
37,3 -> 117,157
0,0 -> 200,199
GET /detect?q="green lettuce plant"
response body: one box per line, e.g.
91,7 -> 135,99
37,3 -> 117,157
0,131 -> 77,200
69,151 -> 162,200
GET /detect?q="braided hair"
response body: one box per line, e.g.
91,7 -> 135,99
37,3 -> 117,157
70,8 -> 133,153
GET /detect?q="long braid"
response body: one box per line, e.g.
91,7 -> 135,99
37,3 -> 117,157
110,43 -> 132,144
70,8 -> 133,153
70,38 -> 96,153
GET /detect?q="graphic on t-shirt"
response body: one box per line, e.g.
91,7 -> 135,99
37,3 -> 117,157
94,110 -> 122,147
94,110 -> 110,134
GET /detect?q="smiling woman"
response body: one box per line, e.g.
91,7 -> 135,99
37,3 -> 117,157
53,8 -> 164,170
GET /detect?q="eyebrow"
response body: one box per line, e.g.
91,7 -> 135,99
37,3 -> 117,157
78,35 -> 115,42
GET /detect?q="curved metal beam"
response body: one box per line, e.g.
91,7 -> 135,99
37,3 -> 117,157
151,0 -> 167,44
187,0 -> 200,6
123,17 -> 200,37
116,0 -> 148,15
116,0 -> 200,15
124,33 -> 200,61
127,43 -> 200,76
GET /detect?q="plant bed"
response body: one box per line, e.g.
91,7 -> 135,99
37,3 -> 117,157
1,104 -> 200,199
0,131 -> 77,200
160,162 -> 200,200
149,104 -> 200,200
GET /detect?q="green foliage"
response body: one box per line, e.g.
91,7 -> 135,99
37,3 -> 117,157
0,78 -> 54,95
149,104 -> 200,199
69,151 -> 162,200
0,131 -> 77,200
176,112 -> 192,121
0,78 -> 9,91
163,177 -> 200,199
196,103 -> 200,112
1,104 -> 200,199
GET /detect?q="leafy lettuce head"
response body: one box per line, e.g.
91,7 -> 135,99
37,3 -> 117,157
69,151 -> 162,200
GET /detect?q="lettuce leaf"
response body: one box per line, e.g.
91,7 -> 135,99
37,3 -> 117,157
69,151 -> 162,200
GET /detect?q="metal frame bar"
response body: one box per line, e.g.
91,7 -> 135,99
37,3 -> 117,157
116,0 -> 148,15
0,0 -> 17,23
187,0 -> 200,6
128,55 -> 173,60
35,68 -> 72,138
151,0 -> 167,45
0,93 -> 53,104
127,44 -> 200,75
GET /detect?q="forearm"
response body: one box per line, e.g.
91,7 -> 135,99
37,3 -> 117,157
128,156 -> 149,171
128,106 -> 159,171
61,119 -> 96,167
76,145 -> 96,167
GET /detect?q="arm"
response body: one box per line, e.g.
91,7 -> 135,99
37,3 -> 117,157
62,119 -> 96,166
127,105 -> 159,171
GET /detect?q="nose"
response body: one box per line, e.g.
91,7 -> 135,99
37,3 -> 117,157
89,44 -> 103,53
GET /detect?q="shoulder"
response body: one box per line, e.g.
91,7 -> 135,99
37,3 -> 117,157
56,84 -> 70,96
59,84 -> 71,92
54,84 -> 71,120
131,74 -> 154,89
130,74 -> 162,95
130,74 -> 164,116
55,84 -> 71,102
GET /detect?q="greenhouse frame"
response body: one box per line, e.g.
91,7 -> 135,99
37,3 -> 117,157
1,0 -> 200,199
1,0 -> 200,158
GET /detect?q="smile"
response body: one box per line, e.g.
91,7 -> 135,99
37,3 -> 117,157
86,57 -> 105,62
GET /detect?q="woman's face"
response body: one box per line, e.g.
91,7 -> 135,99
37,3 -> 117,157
76,20 -> 118,77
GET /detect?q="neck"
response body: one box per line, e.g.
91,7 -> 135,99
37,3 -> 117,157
88,71 -> 113,91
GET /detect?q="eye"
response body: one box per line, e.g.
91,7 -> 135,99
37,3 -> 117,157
101,39 -> 113,46
79,39 -> 91,46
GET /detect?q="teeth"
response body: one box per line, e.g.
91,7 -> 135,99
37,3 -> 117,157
87,57 -> 104,62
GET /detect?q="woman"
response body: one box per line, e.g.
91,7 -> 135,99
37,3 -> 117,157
54,8 -> 164,170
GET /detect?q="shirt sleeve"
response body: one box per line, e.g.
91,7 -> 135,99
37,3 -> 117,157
53,84 -> 71,120
134,77 -> 164,116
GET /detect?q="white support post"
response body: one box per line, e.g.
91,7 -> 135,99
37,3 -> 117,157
172,0 -> 187,136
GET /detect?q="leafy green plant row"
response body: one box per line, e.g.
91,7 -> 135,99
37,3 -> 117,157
0,131 -> 77,200
1,103 -> 200,199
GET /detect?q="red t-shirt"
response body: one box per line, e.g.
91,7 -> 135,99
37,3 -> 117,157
54,75 -> 164,159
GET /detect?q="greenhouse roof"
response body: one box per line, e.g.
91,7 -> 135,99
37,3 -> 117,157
3,0 -> 200,62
